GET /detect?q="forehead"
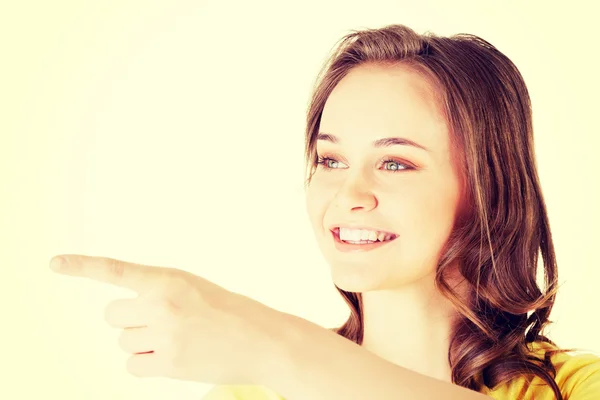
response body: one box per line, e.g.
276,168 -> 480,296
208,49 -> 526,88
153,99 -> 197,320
320,64 -> 448,147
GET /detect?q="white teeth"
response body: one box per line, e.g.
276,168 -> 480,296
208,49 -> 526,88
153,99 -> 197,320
340,228 -> 356,241
338,227 -> 395,242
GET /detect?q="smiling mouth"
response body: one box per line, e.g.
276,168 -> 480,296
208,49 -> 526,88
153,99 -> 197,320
331,227 -> 398,244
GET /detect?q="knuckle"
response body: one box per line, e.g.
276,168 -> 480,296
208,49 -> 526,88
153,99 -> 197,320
156,297 -> 180,319
163,333 -> 178,352
126,356 -> 142,376
107,258 -> 126,278
169,348 -> 186,372
118,330 -> 131,351
151,270 -> 184,296
103,302 -> 117,325
167,273 -> 191,292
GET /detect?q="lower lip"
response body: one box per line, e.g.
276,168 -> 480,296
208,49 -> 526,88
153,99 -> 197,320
331,230 -> 397,252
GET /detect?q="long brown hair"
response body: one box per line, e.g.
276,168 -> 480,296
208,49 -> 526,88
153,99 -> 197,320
303,24 -> 575,398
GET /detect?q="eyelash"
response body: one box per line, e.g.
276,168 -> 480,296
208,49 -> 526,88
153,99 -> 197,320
315,154 -> 414,173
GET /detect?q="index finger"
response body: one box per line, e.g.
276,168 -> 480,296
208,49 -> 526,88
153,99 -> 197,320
49,254 -> 169,292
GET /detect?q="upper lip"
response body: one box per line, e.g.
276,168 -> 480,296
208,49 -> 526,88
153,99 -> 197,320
329,224 -> 398,236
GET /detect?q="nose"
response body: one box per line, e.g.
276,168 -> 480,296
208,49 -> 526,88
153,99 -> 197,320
333,172 -> 378,212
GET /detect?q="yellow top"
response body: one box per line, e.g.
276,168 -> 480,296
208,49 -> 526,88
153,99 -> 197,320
201,341 -> 600,399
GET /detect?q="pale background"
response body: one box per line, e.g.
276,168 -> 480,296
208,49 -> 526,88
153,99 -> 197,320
1,0 -> 598,399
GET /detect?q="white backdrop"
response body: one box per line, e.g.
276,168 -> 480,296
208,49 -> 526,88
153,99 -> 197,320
2,0 -> 599,398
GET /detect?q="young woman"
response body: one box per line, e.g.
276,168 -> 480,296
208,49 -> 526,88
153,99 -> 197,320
50,23 -> 599,400
200,23 -> 600,399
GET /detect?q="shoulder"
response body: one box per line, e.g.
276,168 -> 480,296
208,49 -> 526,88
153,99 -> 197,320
484,341 -> 600,399
548,343 -> 600,398
201,384 -> 286,400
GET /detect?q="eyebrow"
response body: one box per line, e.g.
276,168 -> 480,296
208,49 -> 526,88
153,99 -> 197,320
316,132 -> 429,151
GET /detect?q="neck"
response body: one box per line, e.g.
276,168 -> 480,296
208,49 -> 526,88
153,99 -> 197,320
359,272 -> 460,383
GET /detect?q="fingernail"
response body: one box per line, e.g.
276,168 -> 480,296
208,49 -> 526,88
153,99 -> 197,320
50,256 -> 66,271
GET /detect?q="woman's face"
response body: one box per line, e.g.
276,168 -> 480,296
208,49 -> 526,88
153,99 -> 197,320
305,64 -> 463,293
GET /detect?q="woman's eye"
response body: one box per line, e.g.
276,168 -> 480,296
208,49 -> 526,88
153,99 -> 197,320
316,155 -> 413,173
317,157 -> 345,169
383,161 -> 404,171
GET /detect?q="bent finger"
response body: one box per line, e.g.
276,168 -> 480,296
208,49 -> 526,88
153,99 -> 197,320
118,327 -> 161,354
104,297 -> 150,328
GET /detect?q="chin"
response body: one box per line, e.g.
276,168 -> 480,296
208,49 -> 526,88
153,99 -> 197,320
328,261 -> 437,294
328,263 -> 388,293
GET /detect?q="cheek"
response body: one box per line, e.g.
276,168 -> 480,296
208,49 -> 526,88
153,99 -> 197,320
390,178 -> 461,244
305,181 -> 331,230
